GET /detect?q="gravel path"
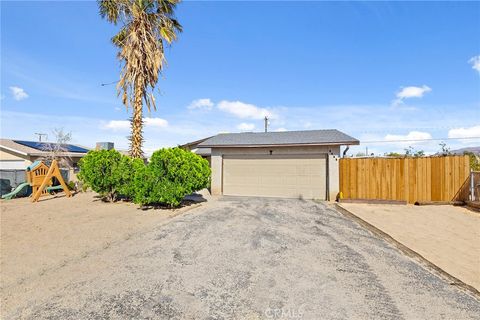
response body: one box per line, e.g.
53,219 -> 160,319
4,197 -> 480,319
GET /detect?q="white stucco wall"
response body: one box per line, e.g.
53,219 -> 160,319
0,148 -> 32,169
0,148 -> 83,181
210,145 -> 341,200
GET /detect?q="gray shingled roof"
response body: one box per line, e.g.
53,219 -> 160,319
198,130 -> 359,147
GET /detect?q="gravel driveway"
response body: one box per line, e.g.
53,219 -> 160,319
4,197 -> 480,319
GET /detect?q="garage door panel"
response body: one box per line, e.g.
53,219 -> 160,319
223,155 -> 326,199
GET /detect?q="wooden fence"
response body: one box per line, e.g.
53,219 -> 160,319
339,155 -> 470,204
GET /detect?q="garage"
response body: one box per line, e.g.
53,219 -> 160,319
223,154 -> 327,199
196,129 -> 359,200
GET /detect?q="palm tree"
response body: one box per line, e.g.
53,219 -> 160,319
99,0 -> 182,158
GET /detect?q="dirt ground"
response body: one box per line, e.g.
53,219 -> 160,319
1,196 -> 479,319
339,203 -> 480,291
0,191 -> 204,291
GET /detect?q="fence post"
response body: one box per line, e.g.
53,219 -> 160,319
470,169 -> 474,201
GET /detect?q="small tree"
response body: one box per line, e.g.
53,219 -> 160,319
414,150 -> 425,157
404,146 -> 425,157
438,142 -> 452,156
41,128 -> 73,168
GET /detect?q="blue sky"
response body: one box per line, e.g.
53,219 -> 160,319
1,1 -> 479,155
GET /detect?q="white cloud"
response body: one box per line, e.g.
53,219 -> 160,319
103,117 -> 168,131
103,120 -> 130,130
392,85 -> 431,107
217,100 -> 275,120
144,117 -> 168,128
396,85 -> 432,99
468,55 -> 480,73
9,86 -> 29,101
448,125 -> 480,139
385,131 -> 432,142
237,122 -> 255,131
275,128 -> 287,132
188,98 -> 214,110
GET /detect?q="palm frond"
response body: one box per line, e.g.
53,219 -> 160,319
98,0 -> 121,23
99,0 -> 182,157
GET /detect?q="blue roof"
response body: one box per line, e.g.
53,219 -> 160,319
13,140 -> 89,153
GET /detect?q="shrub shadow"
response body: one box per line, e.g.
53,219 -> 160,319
139,193 -> 207,211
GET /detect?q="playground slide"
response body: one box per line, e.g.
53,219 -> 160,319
1,182 -> 31,200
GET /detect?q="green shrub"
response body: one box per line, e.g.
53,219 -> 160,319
67,181 -> 76,191
116,156 -> 146,199
465,151 -> 480,171
133,148 -> 211,207
78,150 -> 144,201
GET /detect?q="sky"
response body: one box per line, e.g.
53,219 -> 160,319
1,1 -> 479,156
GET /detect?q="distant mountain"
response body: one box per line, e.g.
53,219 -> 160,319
450,146 -> 480,155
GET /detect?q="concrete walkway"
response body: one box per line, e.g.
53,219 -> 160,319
339,203 -> 480,292
3,197 -> 480,319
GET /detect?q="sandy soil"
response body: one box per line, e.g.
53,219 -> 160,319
0,191 -> 205,291
339,203 -> 480,291
2,197 -> 479,319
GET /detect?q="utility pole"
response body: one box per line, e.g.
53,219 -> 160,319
35,133 -> 48,142
264,116 -> 269,133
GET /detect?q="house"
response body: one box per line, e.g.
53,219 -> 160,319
0,139 -> 90,172
180,136 -> 213,162
196,129 -> 359,200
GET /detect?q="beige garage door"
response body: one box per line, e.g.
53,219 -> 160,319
222,154 -> 327,199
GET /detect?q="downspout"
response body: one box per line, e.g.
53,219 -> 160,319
326,154 -> 330,201
342,145 -> 350,158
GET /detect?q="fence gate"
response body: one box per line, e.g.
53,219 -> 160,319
339,155 -> 470,204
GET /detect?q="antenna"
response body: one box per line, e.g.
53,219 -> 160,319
264,116 -> 269,133
35,133 -> 48,142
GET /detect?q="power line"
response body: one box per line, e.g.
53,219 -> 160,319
100,80 -> 119,86
360,136 -> 480,144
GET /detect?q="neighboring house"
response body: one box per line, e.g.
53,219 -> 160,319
0,139 -> 90,175
180,136 -> 213,162
196,130 -> 359,200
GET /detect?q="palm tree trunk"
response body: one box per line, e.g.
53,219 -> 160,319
130,78 -> 144,158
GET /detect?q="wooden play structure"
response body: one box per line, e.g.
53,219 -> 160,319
27,160 -> 72,202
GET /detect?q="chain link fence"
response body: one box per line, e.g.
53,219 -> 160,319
0,170 -> 27,196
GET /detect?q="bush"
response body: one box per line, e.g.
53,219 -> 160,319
116,156 -> 145,199
465,151 -> 480,171
133,148 -> 210,207
67,181 -> 76,191
78,150 -> 143,201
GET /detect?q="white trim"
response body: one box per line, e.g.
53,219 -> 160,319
0,145 -> 28,156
